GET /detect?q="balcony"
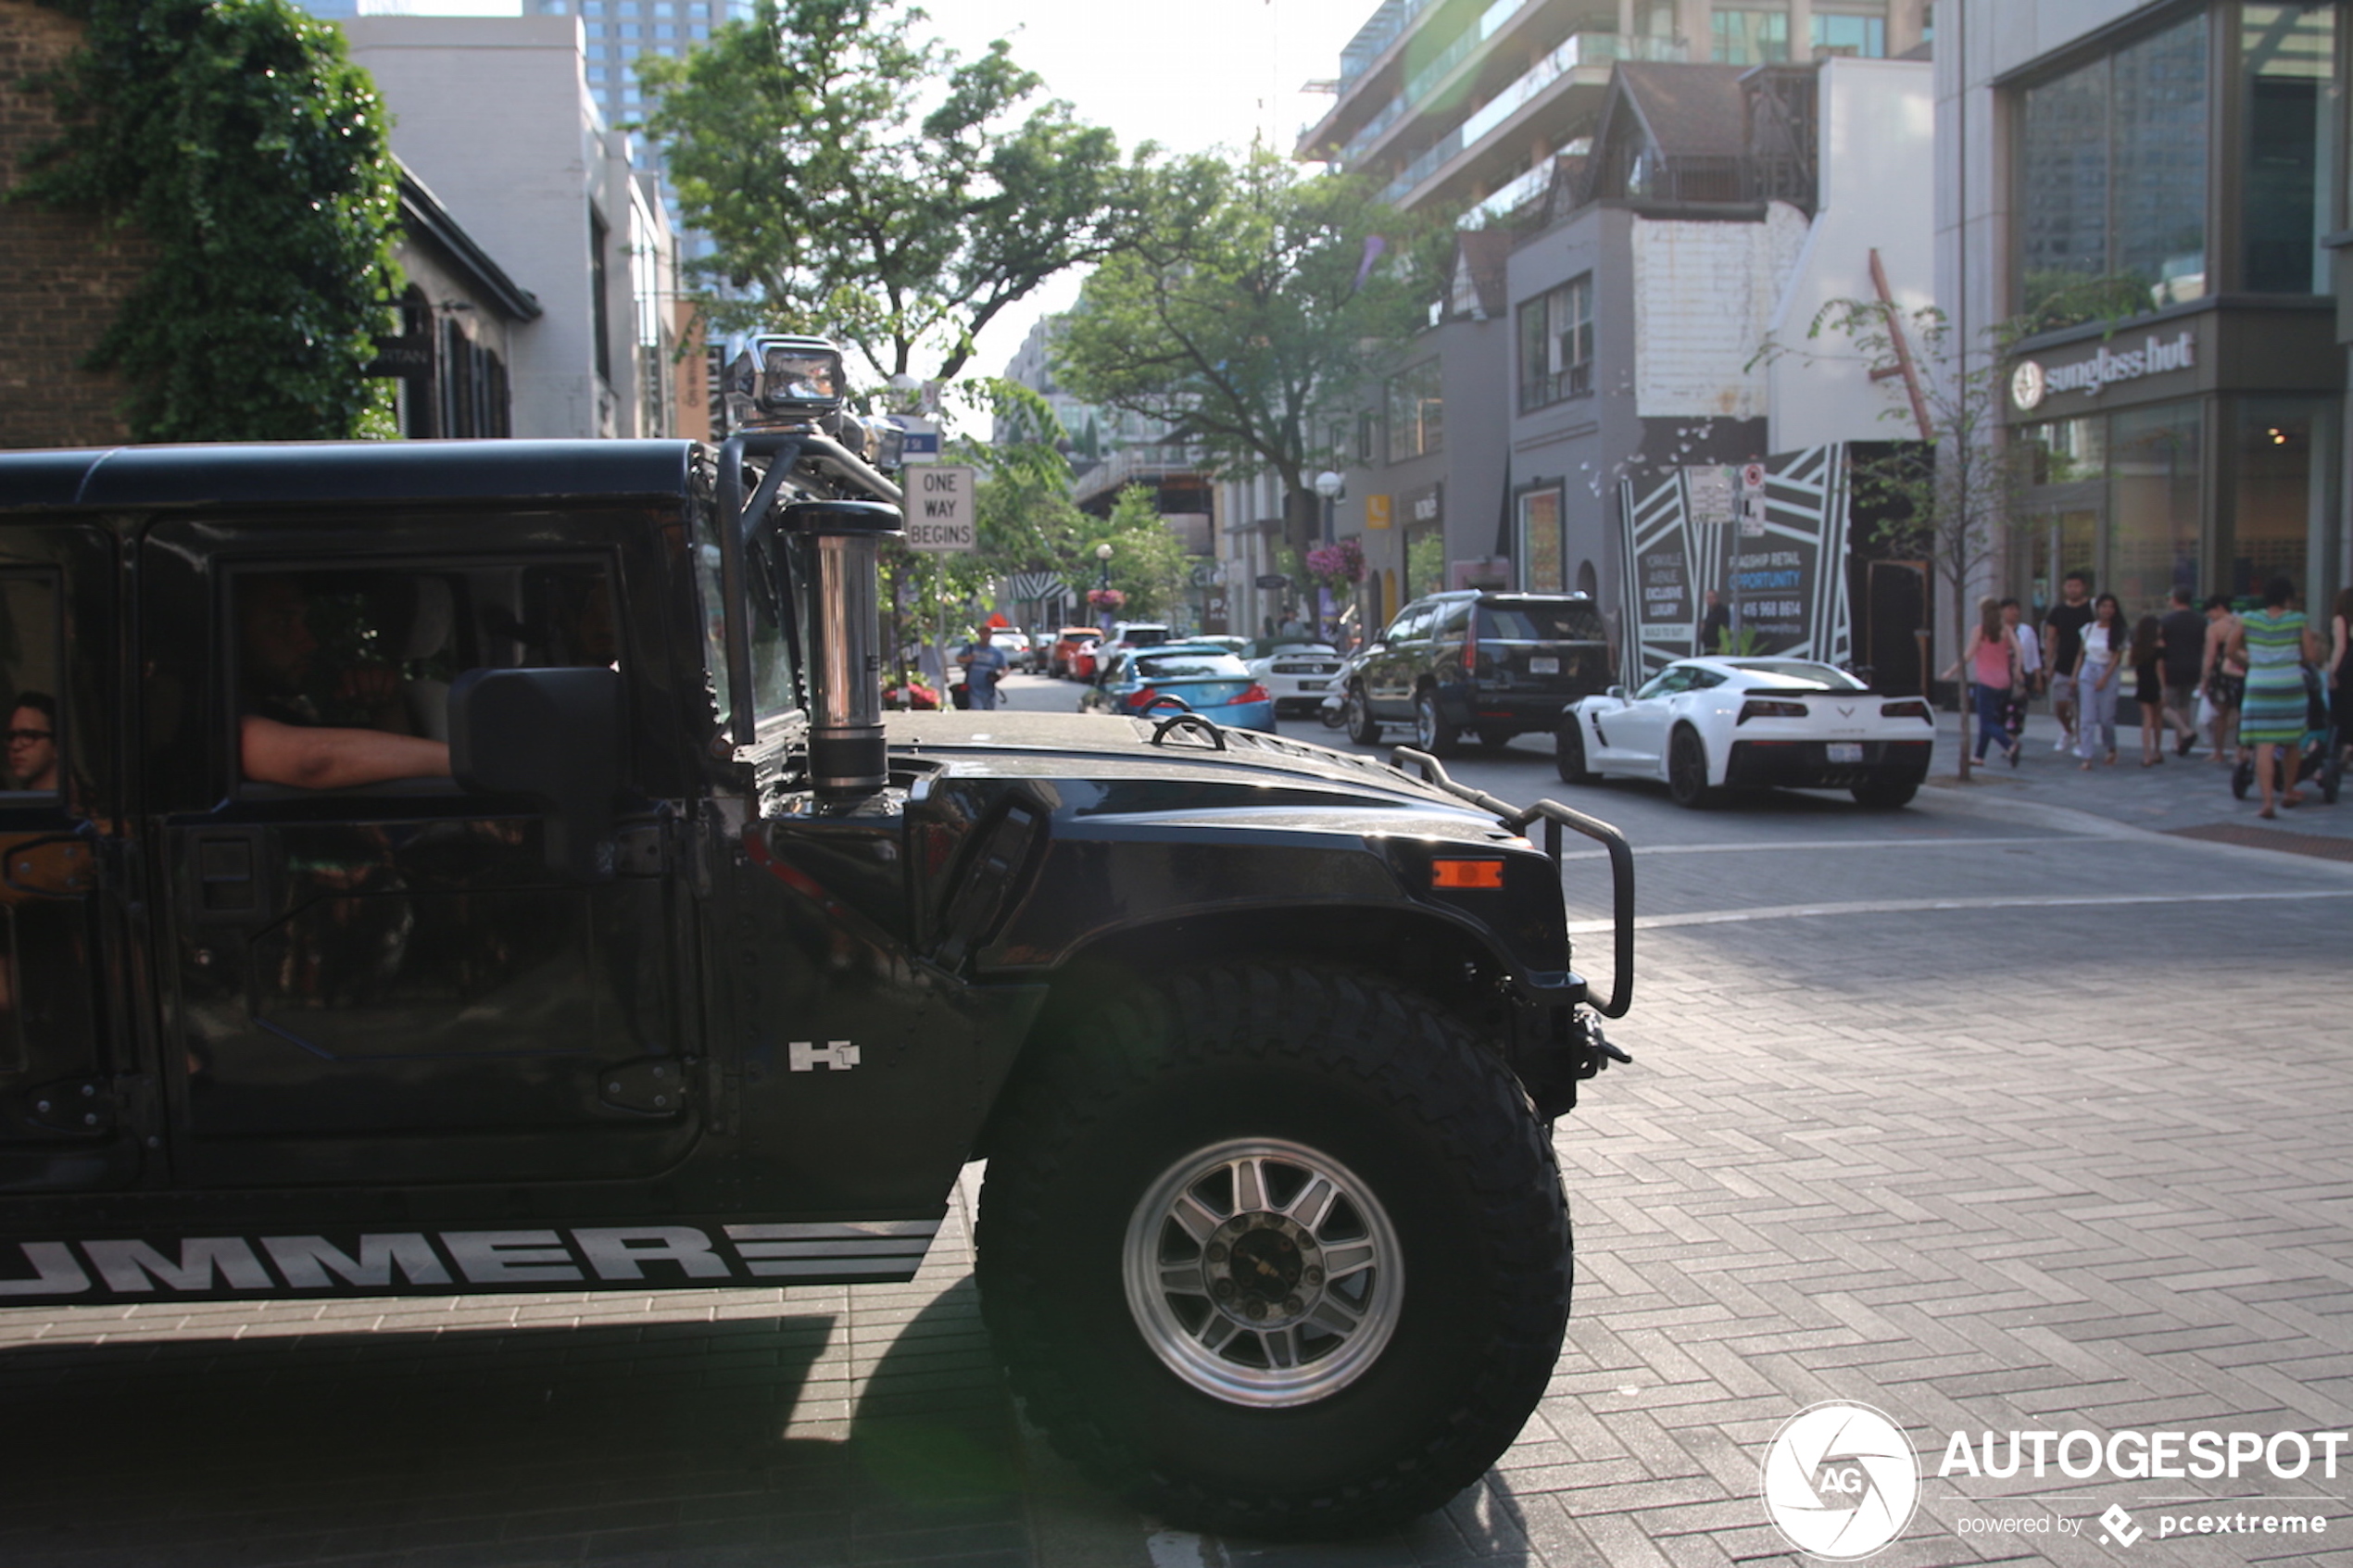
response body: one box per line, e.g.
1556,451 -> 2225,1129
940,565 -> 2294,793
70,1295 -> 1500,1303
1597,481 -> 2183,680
1340,0 -> 1441,89
1461,31 -> 1680,143
1378,31 -> 1680,207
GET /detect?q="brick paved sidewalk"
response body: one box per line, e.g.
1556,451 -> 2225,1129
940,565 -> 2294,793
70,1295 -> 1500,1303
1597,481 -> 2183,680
1921,714 -> 2352,852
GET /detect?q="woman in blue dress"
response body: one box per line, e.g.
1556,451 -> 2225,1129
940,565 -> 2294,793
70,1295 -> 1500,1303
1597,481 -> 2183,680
2228,576 -> 2322,819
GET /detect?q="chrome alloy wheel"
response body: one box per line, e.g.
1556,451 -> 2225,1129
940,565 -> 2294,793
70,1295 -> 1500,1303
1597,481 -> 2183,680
1122,1138 -> 1403,1408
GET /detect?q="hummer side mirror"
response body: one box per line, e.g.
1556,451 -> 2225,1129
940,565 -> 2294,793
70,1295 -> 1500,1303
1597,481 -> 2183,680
1606,684 -> 1626,702
449,667 -> 623,879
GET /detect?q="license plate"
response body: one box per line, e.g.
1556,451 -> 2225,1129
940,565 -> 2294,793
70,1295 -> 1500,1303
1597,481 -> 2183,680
1826,742 -> 1864,762
1528,656 -> 1560,674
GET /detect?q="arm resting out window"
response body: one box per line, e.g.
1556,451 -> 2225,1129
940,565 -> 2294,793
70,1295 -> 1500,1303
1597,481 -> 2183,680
240,714 -> 451,791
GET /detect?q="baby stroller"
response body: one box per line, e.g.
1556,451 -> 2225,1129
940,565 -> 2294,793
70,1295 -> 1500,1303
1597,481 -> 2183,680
2232,664 -> 2335,804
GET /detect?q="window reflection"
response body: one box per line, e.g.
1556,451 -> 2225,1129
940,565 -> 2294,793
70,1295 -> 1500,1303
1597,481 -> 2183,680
2243,4 -> 2334,295
0,575 -> 61,797
2017,15 -> 2208,317
2106,401 -> 2204,612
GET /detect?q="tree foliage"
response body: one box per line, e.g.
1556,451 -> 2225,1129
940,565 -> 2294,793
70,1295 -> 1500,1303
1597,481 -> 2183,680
640,0 -> 1133,388
13,0 -> 401,440
1053,149 -> 1443,552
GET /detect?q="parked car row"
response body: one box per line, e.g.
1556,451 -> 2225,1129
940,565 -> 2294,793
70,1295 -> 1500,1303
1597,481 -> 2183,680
1319,588 -> 1933,812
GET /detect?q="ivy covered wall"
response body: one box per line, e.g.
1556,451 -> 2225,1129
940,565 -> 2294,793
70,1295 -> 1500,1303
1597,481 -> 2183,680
5,0 -> 402,443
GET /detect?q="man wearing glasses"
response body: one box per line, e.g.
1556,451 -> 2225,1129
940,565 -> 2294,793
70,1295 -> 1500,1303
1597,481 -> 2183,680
6,694 -> 57,794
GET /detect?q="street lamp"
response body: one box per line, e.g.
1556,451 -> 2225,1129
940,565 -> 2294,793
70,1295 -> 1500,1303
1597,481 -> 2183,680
1314,470 -> 1344,546
1311,472 -> 1347,640
1094,542 -> 1115,635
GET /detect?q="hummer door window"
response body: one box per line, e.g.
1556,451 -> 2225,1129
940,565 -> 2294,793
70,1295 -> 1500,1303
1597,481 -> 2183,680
146,546 -> 694,1188
0,546 -> 132,1193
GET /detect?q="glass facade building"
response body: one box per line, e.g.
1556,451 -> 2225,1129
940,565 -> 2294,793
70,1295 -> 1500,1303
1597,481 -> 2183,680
2002,0 -> 2348,623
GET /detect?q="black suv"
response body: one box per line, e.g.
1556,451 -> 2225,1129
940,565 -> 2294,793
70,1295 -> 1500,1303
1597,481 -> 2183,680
0,412 -> 1634,1535
1347,591 -> 1616,754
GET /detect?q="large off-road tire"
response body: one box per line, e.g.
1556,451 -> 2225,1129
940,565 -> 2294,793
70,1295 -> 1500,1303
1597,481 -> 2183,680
975,965 -> 1571,1537
1345,684 -> 1380,746
1555,718 -> 1596,784
1666,724 -> 1717,809
1413,688 -> 1461,758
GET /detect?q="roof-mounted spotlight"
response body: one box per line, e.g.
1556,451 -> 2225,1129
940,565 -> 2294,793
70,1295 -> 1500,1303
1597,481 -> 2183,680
724,332 -> 847,431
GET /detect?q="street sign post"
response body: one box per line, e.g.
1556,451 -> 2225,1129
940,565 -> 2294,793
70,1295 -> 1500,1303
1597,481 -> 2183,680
905,465 -> 976,552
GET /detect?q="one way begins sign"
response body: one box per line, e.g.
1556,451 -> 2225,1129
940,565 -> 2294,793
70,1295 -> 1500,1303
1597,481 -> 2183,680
905,465 -> 976,552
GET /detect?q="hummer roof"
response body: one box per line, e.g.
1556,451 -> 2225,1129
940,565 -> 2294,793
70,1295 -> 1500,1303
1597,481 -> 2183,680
0,440 -> 699,514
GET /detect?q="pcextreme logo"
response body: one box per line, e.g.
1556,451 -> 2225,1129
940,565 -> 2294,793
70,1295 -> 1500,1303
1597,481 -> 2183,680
1760,1401 -> 1921,1560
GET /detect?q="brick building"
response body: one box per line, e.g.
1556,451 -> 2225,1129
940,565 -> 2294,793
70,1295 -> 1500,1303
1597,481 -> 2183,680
0,0 -> 147,449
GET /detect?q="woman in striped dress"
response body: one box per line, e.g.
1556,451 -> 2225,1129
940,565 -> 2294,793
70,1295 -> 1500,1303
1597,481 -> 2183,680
2228,576 -> 2322,818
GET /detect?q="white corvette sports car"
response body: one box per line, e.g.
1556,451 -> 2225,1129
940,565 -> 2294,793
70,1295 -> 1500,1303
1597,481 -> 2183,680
1554,657 -> 1937,809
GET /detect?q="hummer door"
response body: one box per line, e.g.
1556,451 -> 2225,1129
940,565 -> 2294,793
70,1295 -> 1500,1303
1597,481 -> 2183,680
0,533 -> 138,1191
144,533 -> 697,1188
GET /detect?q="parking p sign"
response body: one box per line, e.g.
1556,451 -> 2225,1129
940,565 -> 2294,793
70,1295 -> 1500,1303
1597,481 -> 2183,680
905,465 -> 976,552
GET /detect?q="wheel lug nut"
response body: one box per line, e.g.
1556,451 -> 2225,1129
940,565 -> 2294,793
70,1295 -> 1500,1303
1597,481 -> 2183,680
1244,1300 -> 1265,1320
1302,1267 -> 1323,1286
1205,1243 -> 1227,1263
1212,1279 -> 1234,1299
1282,1295 -> 1302,1314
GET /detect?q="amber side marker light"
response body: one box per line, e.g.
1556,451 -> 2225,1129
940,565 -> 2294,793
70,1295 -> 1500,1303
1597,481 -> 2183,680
1431,859 -> 1506,889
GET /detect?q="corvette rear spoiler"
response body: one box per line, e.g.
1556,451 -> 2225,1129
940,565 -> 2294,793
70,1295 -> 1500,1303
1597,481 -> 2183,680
1390,746 -> 1633,1020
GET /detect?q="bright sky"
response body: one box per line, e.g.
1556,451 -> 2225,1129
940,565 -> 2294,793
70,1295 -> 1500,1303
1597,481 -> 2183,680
926,0 -> 1374,376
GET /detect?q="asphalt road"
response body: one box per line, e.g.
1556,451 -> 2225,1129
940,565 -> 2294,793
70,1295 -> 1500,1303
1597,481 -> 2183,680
2,671 -> 2346,1568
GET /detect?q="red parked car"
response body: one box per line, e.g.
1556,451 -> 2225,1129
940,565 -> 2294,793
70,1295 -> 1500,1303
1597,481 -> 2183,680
1048,626 -> 1101,679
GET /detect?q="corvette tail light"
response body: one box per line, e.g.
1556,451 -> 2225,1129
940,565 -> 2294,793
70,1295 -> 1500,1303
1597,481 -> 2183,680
1881,699 -> 1932,722
1739,698 -> 1807,723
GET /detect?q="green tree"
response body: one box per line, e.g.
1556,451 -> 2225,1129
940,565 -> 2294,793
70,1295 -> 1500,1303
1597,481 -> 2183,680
640,0 -> 1133,387
13,0 -> 401,441
1088,485 -> 1189,622
1053,148 -> 1442,552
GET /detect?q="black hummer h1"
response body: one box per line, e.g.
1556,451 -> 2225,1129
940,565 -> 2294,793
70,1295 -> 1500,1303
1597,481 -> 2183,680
0,350 -> 1632,1536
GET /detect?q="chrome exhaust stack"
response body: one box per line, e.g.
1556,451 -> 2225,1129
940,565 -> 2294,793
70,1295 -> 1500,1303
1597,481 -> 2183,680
783,499 -> 903,798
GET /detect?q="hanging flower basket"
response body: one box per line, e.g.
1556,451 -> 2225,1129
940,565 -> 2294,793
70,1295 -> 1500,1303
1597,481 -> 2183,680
1305,538 -> 1365,590
1086,586 -> 1126,610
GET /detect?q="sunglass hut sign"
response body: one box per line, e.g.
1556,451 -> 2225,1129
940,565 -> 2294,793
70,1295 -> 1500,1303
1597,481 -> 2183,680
2011,330 -> 2195,412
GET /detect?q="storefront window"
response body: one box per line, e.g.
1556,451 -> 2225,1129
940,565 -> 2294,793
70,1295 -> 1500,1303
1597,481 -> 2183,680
2243,5 -> 2335,295
2225,398 -> 2335,597
2107,401 -> 2204,612
2021,416 -> 2107,485
2017,14 -> 2208,318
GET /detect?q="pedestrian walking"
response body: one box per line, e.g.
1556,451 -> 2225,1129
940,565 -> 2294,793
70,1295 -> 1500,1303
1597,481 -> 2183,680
2132,613 -> 2170,765
2045,570 -> 2094,753
957,624 -> 1010,712
2158,586 -> 2206,756
2073,592 -> 2126,769
1943,595 -> 2022,767
2329,586 -> 2353,758
2229,577 -> 2322,819
2001,597 -> 2040,748
2200,595 -> 2246,767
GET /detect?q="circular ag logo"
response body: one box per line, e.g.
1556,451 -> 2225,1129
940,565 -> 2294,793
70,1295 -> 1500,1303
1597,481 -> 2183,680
1760,1401 -> 1920,1560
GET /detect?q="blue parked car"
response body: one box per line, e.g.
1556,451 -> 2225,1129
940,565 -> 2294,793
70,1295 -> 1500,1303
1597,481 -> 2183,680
1078,644 -> 1277,732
